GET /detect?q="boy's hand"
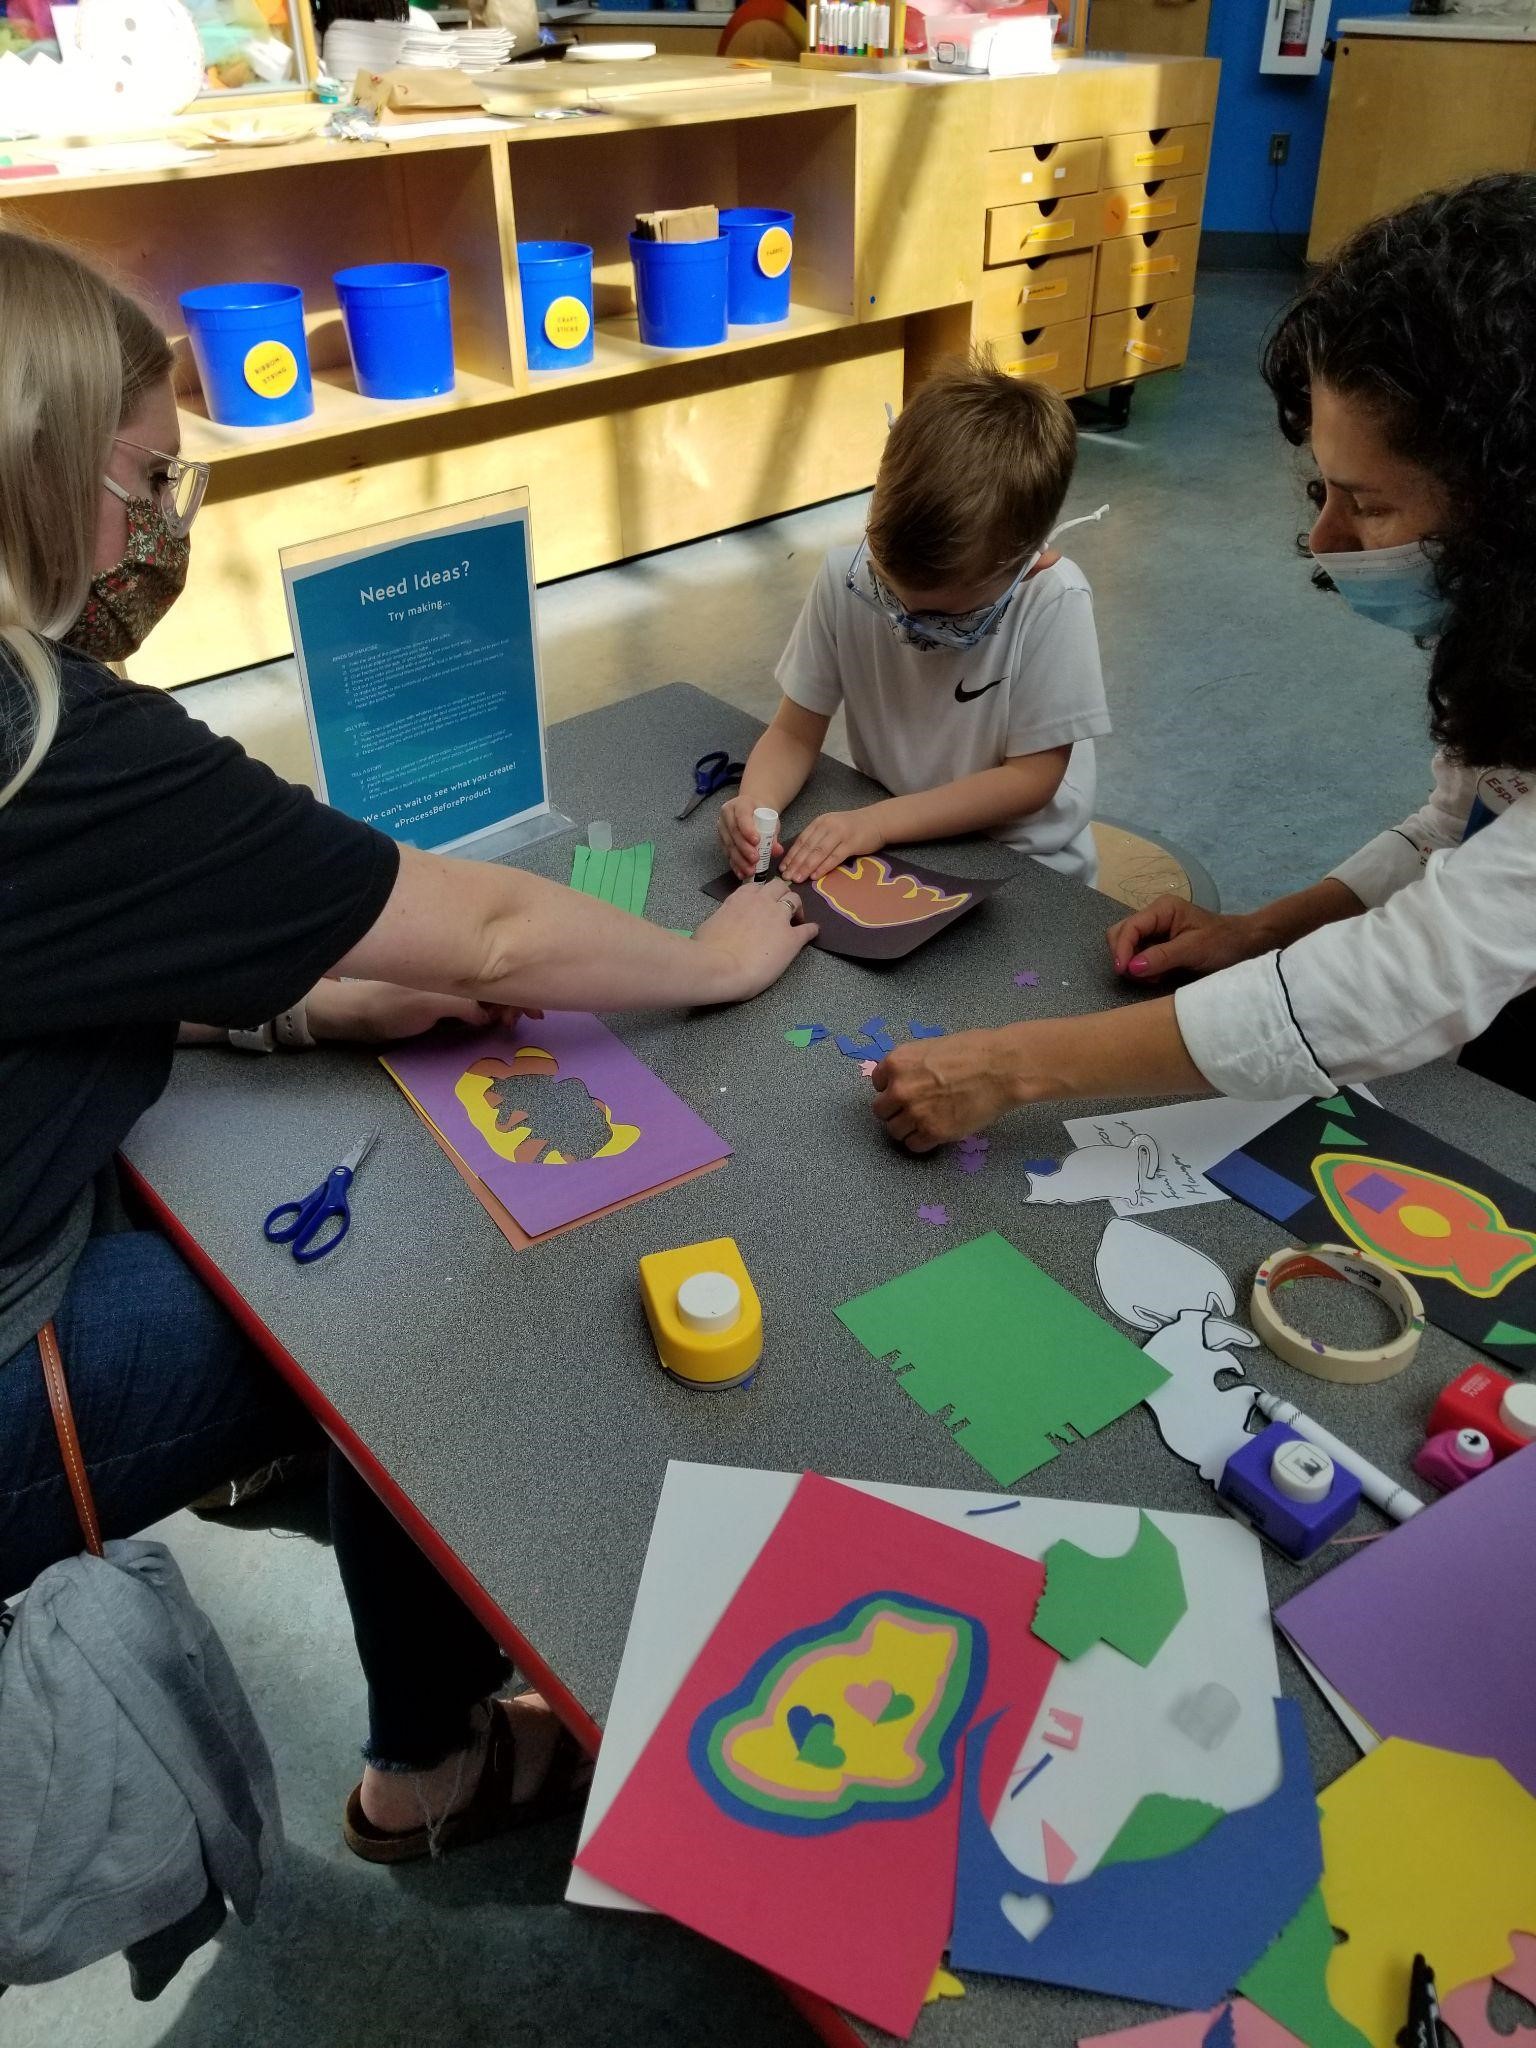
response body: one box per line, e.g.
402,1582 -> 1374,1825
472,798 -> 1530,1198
718,793 -> 782,881
781,810 -> 886,885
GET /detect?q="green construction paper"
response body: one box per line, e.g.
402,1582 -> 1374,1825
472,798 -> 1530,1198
571,844 -> 591,892
630,842 -> 654,918
1239,1887 -> 1371,2048
570,840 -> 655,917
1031,1510 -> 1189,1665
785,1028 -> 815,1049
1484,1318 -> 1536,1346
835,1233 -> 1169,1487
1315,1095 -> 1355,1118
1099,1791 -> 1224,1868
1319,1122 -> 1367,1148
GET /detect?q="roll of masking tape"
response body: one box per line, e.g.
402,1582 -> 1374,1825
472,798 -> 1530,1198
1251,1243 -> 1424,1385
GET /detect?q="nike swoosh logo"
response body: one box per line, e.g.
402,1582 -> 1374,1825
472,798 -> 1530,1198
954,676 -> 1005,703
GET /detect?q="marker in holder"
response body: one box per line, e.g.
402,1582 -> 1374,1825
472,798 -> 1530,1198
639,1235 -> 763,1389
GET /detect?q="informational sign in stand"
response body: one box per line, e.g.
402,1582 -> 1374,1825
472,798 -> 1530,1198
280,488 -> 569,862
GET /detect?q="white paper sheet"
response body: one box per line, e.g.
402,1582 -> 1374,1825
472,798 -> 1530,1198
567,1465 -> 1280,1910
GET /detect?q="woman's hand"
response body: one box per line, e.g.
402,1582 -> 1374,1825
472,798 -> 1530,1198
870,1030 -> 1024,1152
692,876 -> 816,999
718,793 -> 781,880
781,809 -> 887,886
306,977 -> 537,1044
1106,896 -> 1272,983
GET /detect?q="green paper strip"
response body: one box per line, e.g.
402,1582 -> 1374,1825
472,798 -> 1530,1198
630,842 -> 654,918
1032,1510 -> 1189,1665
836,1233 -> 1168,1487
571,844 -> 590,893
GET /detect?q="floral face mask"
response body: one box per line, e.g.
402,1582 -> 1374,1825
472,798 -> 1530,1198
70,494 -> 191,663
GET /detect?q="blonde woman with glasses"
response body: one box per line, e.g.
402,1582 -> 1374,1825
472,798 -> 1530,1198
0,231 -> 812,1867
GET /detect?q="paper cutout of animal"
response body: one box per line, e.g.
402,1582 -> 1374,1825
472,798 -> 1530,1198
1314,1153 -> 1536,1299
814,856 -> 972,929
1095,1219 -> 1260,1481
453,1051 -> 641,1165
1028,1131 -> 1164,1209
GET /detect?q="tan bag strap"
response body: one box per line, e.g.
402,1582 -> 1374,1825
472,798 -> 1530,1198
38,1320 -> 104,1558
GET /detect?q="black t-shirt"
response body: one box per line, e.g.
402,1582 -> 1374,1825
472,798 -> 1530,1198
0,651 -> 400,1351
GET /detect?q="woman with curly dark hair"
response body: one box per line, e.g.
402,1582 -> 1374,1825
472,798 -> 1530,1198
869,173 -> 1536,1146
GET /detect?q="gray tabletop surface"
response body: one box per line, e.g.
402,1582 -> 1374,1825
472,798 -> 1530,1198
124,682 -> 1536,2048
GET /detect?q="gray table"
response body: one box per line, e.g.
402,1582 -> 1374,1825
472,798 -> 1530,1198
123,683 -> 1536,2048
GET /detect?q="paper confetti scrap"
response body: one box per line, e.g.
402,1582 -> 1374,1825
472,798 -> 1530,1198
959,1135 -> 991,1154
918,1204 -> 950,1228
910,1021 -> 947,1039
957,1154 -> 987,1176
784,1028 -> 816,1049
1014,971 -> 1041,989
1043,1707 -> 1084,1751
925,1967 -> 966,2005
1033,1512 -> 1189,1666
859,1060 -> 879,1078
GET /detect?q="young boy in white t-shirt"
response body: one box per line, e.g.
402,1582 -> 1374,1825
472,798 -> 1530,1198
719,356 -> 1110,886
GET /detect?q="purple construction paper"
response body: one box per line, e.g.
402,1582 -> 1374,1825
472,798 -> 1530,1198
1347,1170 -> 1401,1215
382,1013 -> 730,1238
1208,1150 -> 1313,1223
949,1699 -> 1320,2008
1277,1443 -> 1536,1797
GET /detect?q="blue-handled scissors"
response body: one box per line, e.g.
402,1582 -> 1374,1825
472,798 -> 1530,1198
263,1128 -> 378,1264
676,748 -> 745,820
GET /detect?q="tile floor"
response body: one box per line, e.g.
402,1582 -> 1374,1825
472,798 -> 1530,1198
3,269 -> 1445,2048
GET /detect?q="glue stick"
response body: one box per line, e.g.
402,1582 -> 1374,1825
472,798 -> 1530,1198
753,807 -> 779,879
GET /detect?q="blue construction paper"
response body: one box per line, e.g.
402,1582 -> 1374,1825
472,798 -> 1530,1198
910,1021 -> 946,1039
949,1697 -> 1320,2008
1207,1150 -> 1313,1224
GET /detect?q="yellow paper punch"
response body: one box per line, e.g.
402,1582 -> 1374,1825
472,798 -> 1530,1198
639,1236 -> 763,1389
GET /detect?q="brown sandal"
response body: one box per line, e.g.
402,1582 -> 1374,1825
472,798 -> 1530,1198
343,1709 -> 590,1864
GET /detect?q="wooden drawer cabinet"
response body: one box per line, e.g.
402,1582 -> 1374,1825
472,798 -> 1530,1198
1101,122 -> 1210,186
1087,295 -> 1195,386
978,250 -> 1095,331
985,136 -> 1103,209
1098,173 -> 1206,239
1093,224 -> 1199,314
995,316 -> 1090,398
985,195 -> 1104,265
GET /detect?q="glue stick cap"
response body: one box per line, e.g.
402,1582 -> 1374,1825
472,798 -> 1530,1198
1499,1381 -> 1536,1444
677,1269 -> 742,1335
753,806 -> 779,834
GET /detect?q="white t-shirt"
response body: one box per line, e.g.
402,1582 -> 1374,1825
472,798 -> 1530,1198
1175,752 -> 1536,1098
775,547 -> 1111,881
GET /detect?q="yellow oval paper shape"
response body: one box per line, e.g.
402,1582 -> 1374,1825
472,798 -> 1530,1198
543,294 -> 591,350
756,226 -> 793,279
244,339 -> 298,398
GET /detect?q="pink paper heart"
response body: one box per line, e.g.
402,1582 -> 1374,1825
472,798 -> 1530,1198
845,1679 -> 895,1722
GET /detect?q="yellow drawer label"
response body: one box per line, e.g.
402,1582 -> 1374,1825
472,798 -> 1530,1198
1020,276 -> 1068,303
1026,219 -> 1075,245
1128,196 -> 1177,221
1129,254 -> 1180,278
1126,338 -> 1165,363
1134,143 -> 1186,168
1005,349 -> 1060,375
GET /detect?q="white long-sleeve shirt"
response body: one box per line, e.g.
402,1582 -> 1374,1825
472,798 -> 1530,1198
1175,754 -> 1536,1099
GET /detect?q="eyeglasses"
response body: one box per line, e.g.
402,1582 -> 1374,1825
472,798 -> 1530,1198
104,438 -> 210,539
844,536 -> 1034,653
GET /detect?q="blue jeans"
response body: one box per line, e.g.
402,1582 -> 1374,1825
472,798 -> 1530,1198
0,1231 -> 508,1769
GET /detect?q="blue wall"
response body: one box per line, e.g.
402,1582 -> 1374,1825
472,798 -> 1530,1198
1202,0 -> 1402,236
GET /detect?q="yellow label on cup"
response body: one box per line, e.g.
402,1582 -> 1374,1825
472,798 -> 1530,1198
244,339 -> 298,399
756,226 -> 793,279
543,294 -> 592,350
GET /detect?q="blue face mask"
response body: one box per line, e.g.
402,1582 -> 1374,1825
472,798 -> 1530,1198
1310,539 -> 1446,638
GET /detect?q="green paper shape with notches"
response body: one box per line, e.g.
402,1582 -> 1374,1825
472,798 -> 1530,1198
836,1234 -> 1168,1487
1031,1511 -> 1189,1664
1100,1791 -> 1223,1867
1239,1887 -> 1371,2048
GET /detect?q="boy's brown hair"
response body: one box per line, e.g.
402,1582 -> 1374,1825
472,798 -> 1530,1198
867,351 -> 1077,592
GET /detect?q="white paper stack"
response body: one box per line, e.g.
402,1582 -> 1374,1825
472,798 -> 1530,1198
322,15 -> 408,77
454,25 -> 515,69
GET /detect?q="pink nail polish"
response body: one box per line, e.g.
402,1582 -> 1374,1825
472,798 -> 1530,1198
1128,956 -> 1148,976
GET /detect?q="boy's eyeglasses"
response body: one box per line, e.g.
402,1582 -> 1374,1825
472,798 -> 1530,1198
104,438 -> 210,539
844,536 -> 1035,653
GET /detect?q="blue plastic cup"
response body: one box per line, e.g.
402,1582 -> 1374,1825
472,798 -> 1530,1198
333,262 -> 454,400
518,241 -> 595,371
629,233 -> 729,350
180,282 -> 313,428
719,208 -> 795,325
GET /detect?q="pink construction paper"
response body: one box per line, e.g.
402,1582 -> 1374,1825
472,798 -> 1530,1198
576,1474 -> 1057,2039
1277,1444 -> 1536,1796
1079,1998 -> 1307,2048
380,1013 -> 730,1239
1440,1932 -> 1536,2048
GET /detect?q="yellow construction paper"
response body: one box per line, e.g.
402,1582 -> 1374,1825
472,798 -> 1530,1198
1319,1740 -> 1536,2047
